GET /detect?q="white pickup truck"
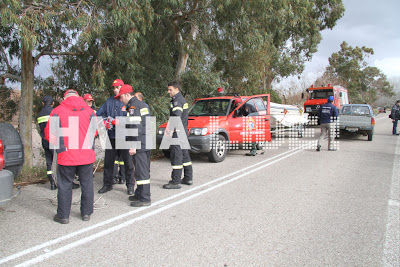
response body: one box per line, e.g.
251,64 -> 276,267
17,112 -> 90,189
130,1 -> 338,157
338,104 -> 375,141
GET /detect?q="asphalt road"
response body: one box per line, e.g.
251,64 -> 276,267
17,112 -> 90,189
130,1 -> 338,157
0,113 -> 399,266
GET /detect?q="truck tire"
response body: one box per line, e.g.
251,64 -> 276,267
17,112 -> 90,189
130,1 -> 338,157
0,123 -> 24,178
208,134 -> 227,163
367,130 -> 373,141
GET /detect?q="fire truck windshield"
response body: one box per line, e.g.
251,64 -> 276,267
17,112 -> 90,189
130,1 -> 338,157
309,89 -> 334,99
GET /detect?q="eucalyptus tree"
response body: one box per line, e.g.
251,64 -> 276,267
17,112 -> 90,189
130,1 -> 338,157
0,0 -> 153,167
44,0 -> 346,128
207,0 -> 345,94
327,41 -> 393,103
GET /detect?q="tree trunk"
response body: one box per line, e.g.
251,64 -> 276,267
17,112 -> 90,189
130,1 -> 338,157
262,66 -> 267,91
173,6 -> 199,81
175,48 -> 189,82
19,44 -> 34,168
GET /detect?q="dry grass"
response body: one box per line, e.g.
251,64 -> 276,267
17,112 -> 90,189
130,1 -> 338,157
14,165 -> 48,186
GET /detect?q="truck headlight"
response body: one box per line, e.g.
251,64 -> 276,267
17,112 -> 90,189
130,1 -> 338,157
190,128 -> 208,136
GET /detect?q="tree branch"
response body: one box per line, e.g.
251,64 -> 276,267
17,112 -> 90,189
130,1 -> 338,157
34,44 -> 52,64
40,51 -> 83,57
173,0 -> 200,20
1,73 -> 22,82
0,43 -> 12,71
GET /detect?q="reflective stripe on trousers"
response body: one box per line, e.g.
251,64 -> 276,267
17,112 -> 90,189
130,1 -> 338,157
170,145 -> 192,183
132,151 -> 151,202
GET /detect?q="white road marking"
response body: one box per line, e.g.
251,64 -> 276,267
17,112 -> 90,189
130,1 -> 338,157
13,143 -> 314,266
383,134 -> 400,267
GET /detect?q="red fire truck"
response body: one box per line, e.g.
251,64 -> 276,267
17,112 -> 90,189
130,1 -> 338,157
157,94 -> 271,162
303,84 -> 349,118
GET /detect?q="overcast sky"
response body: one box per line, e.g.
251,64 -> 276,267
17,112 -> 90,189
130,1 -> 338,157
303,0 -> 400,78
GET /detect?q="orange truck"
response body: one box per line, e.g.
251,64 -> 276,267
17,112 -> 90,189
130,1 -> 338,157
303,84 -> 349,119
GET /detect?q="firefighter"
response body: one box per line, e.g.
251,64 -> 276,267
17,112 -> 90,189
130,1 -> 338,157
115,84 -> 151,207
38,96 -> 80,190
163,81 -> 193,189
45,89 -> 97,223
316,95 -> 339,151
83,94 -> 96,112
37,95 -> 57,190
134,92 -> 150,114
97,79 -> 134,195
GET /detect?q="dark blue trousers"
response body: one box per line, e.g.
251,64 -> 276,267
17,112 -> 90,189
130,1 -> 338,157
103,138 -> 134,188
132,151 -> 151,202
57,164 -> 94,219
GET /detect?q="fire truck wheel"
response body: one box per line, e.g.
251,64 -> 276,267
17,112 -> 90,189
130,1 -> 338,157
208,134 -> 227,163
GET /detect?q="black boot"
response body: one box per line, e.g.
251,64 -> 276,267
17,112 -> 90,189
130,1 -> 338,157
246,143 -> 258,156
50,182 -> 57,190
48,176 -> 57,190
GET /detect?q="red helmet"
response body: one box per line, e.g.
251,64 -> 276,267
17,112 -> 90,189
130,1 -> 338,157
112,79 -> 124,87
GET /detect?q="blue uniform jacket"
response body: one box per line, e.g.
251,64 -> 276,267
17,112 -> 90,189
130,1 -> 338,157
317,102 -> 339,124
97,96 -> 127,139
37,104 -> 53,149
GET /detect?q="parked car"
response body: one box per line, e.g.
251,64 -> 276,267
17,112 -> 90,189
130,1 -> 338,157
339,104 -> 375,141
378,107 -> 386,113
0,123 -> 24,206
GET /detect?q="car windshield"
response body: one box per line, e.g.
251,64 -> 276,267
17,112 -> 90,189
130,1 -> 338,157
341,106 -> 370,115
309,89 -> 334,99
189,99 -> 232,116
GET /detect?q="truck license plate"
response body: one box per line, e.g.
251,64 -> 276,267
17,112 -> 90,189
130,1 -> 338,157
346,127 -> 358,132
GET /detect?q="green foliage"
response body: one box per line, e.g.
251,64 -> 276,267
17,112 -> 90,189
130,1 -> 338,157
208,0 -> 345,91
1,0 -> 345,128
326,41 -> 394,103
52,0 -> 344,123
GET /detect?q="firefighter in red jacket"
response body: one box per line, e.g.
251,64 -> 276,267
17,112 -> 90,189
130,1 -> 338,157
45,89 -> 97,224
